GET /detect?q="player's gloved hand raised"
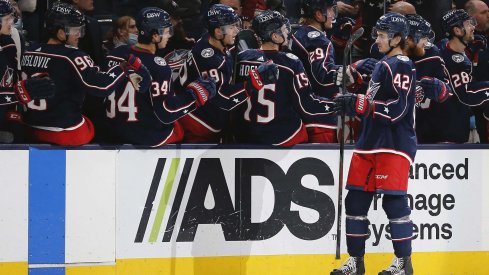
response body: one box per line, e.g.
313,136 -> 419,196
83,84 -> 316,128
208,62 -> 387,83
187,76 -> 217,106
120,54 -> 152,92
15,74 -> 56,104
417,77 -> 451,103
331,16 -> 355,48
332,92 -> 373,116
334,65 -> 363,88
244,61 -> 279,95
351,58 -> 378,78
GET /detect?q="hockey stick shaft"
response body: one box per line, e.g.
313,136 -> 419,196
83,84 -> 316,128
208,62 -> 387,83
336,27 -> 364,260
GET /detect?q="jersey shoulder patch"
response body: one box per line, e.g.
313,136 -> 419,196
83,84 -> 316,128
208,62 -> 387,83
201,48 -> 215,58
307,31 -> 321,39
451,54 -> 464,63
396,55 -> 410,62
154,56 -> 167,66
286,53 -> 299,60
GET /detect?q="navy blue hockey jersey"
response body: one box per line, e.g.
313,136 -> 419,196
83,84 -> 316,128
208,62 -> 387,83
235,49 -> 335,145
438,41 -> 489,142
104,45 -> 197,146
411,45 -> 458,143
290,25 -> 339,99
21,43 -> 128,129
356,55 -> 417,162
177,34 -> 248,133
0,35 -> 18,107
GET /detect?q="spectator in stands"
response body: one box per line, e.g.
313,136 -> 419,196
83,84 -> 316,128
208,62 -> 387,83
103,15 -> 138,53
388,1 -> 416,15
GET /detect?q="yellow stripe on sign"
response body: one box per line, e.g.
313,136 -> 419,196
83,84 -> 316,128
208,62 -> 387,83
0,262 -> 27,275
6,251 -> 489,275
113,251 -> 489,275
66,265 -> 116,275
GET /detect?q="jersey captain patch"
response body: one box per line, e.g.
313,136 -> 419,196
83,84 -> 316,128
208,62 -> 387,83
201,48 -> 214,58
451,54 -> 464,63
307,31 -> 321,39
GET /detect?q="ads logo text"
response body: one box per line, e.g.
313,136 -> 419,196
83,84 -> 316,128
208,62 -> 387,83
135,157 -> 336,243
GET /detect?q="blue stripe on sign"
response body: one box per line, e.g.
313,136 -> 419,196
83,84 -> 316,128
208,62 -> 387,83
29,267 -> 65,275
28,148 -> 66,274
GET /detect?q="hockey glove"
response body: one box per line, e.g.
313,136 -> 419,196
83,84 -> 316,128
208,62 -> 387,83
417,77 -> 451,103
15,74 -> 56,104
415,85 -> 425,104
244,61 -> 279,95
120,54 -> 152,92
351,58 -> 378,78
332,92 -> 372,116
331,16 -> 355,48
187,77 -> 217,106
334,65 -> 363,88
466,34 -> 487,64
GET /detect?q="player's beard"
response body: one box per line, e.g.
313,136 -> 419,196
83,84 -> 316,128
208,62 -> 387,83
406,44 -> 425,57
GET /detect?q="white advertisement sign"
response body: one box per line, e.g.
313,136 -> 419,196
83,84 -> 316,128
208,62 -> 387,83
116,148 -> 489,259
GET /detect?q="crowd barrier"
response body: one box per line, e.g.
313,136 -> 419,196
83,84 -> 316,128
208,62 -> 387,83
0,144 -> 488,275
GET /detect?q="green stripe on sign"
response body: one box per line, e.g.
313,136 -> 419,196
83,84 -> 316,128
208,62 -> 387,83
149,158 -> 180,243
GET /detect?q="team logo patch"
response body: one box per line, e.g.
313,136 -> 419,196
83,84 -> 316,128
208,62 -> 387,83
154,56 -> 167,66
201,48 -> 214,58
307,31 -> 321,39
452,54 -> 464,63
397,55 -> 409,62
286,53 -> 299,60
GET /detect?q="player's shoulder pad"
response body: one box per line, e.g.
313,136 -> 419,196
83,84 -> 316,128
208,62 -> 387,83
238,49 -> 266,62
294,25 -> 330,48
424,43 -> 440,56
191,41 -> 225,70
384,55 -> 414,75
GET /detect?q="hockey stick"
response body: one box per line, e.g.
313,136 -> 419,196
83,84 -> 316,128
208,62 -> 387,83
336,27 -> 364,260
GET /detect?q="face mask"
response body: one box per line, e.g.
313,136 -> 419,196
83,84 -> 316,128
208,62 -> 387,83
127,33 -> 138,45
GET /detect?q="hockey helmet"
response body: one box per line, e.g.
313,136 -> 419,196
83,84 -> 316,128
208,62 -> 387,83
0,0 -> 14,29
0,0 -> 13,18
136,7 -> 173,38
441,9 -> 476,37
252,10 -> 287,42
372,12 -> 409,40
205,4 -> 240,32
300,0 -> 337,18
406,14 -> 435,45
45,2 -> 85,37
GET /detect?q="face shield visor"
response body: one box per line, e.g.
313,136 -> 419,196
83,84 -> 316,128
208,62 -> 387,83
220,20 -> 242,36
323,5 -> 338,22
158,26 -> 174,39
65,24 -> 85,38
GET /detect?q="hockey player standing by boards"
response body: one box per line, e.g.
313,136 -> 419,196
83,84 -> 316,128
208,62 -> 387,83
234,10 -> 336,146
290,0 -> 377,142
103,7 -> 217,146
20,2 -> 148,146
331,13 -> 416,275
